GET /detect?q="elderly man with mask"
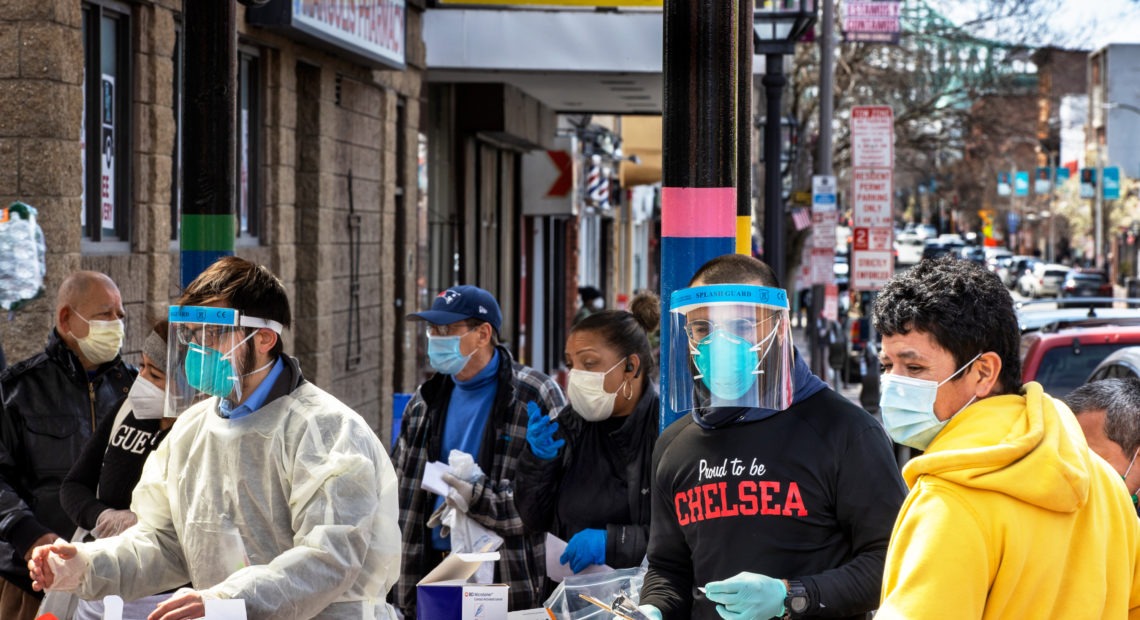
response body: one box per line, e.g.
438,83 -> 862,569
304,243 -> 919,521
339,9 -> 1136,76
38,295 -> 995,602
393,285 -> 567,615
0,271 -> 134,620
1064,377 -> 1140,517
638,254 -> 906,620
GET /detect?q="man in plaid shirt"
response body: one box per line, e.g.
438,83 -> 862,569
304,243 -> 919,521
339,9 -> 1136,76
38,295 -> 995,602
393,286 -> 567,615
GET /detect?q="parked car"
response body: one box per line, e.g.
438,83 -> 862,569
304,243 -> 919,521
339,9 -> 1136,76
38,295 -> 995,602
894,234 -> 924,266
1086,345 -> 1140,382
904,223 -> 938,239
1021,323 -> 1140,398
921,240 -> 964,261
1017,299 -> 1140,333
1060,270 -> 1112,305
833,253 -> 849,290
1017,263 -> 1071,298
999,255 -> 1039,289
958,245 -> 986,264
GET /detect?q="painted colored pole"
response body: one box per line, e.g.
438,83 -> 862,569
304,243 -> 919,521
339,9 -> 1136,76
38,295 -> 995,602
737,0 -> 754,256
180,0 -> 237,288
660,0 -> 739,431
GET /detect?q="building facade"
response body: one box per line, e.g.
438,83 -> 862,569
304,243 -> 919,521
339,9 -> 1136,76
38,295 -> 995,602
0,0 -> 424,444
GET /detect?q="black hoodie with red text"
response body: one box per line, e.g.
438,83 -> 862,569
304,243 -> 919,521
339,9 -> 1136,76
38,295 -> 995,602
639,387 -> 907,620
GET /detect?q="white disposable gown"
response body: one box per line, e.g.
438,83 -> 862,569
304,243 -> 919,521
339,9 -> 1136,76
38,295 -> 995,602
72,381 -> 401,619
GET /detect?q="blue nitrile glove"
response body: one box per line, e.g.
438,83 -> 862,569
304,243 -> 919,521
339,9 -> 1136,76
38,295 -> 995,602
526,401 -> 565,460
638,604 -> 663,620
704,572 -> 787,620
559,528 -> 606,573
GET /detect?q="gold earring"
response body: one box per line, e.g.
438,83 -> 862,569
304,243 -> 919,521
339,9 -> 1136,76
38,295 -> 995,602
622,379 -> 633,400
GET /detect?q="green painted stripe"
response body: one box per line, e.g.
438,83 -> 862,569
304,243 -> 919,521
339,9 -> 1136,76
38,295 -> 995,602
180,214 -> 236,252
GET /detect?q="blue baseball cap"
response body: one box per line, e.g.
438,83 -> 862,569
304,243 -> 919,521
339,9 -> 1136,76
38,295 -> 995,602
407,285 -> 503,333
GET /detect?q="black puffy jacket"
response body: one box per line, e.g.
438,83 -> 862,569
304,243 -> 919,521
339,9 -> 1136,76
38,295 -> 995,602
0,330 -> 134,593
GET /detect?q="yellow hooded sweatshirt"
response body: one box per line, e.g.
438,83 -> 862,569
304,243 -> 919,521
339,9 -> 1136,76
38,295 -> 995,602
879,382 -> 1140,619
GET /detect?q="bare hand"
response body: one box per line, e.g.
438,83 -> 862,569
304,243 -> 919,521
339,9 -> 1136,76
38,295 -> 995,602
24,532 -> 59,561
27,541 -> 77,591
148,588 -> 207,620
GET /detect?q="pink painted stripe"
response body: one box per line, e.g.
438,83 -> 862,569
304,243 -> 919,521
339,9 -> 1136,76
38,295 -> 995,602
661,186 -> 737,238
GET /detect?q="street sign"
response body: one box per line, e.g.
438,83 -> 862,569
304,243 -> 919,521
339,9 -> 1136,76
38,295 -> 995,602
812,175 -> 837,212
822,283 -> 839,323
997,172 -> 1011,197
852,226 -> 893,252
850,106 -> 894,168
812,175 -> 838,250
1056,167 -> 1071,184
842,0 -> 902,44
852,168 -> 892,227
1104,166 -> 1121,200
1034,167 -> 1051,194
851,251 -> 893,291
1014,171 -> 1029,197
810,247 -> 834,286
1079,168 -> 1096,199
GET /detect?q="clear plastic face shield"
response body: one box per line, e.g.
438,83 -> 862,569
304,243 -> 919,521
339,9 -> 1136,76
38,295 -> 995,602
668,285 -> 794,413
165,305 -> 283,416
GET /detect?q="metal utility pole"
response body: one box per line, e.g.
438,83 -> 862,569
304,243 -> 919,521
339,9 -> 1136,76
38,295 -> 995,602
180,0 -> 242,287
738,0 -> 754,256
660,1 -> 740,430
810,0 -> 835,380
1095,144 -> 1104,269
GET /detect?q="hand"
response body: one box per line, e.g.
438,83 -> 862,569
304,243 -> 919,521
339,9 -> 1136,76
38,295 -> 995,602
559,528 -> 606,573
24,532 -> 58,561
148,587 -> 211,620
441,472 -> 478,513
526,401 -> 565,460
28,541 -> 84,592
638,604 -> 663,620
704,572 -> 787,620
93,508 -> 138,538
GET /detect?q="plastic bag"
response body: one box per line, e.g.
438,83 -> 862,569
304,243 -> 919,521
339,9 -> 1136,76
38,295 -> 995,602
440,450 -> 502,583
543,563 -> 648,620
0,201 -> 46,311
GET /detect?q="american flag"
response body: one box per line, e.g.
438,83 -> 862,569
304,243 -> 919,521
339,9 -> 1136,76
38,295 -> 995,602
792,207 -> 812,231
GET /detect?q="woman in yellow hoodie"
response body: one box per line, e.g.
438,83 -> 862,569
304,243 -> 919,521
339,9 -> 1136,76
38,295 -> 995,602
872,258 -> 1140,619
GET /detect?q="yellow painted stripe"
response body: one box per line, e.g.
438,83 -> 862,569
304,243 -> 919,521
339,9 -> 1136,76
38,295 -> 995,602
736,215 -> 751,255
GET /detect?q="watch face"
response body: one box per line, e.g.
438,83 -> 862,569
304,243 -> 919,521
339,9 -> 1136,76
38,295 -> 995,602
790,595 -> 810,613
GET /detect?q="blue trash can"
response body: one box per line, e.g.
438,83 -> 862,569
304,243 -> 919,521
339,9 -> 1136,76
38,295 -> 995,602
392,393 -> 413,449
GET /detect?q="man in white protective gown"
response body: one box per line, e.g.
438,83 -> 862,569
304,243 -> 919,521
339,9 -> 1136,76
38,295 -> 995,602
27,256 -> 402,620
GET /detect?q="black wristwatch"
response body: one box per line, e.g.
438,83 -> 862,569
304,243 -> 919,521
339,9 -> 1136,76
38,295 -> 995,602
784,579 -> 810,617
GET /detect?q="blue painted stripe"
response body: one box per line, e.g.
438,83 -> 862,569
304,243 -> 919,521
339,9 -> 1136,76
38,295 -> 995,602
180,250 -> 234,289
659,236 -> 735,432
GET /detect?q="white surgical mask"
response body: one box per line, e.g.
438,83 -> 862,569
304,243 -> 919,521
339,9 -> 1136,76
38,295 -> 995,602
879,353 -> 982,450
71,309 -> 125,365
129,378 -> 166,420
567,357 -> 626,422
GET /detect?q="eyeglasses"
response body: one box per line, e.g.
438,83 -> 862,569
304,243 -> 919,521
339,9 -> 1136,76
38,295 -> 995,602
426,323 -> 473,338
176,324 -> 241,346
685,316 -> 779,344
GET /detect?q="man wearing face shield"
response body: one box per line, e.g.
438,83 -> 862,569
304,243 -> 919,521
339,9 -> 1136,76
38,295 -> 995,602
874,259 -> 1140,618
27,257 -> 402,619
0,271 -> 134,620
394,285 -> 567,615
637,254 -> 906,620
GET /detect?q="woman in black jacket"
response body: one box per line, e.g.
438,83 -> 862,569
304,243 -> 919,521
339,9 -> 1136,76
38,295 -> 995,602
517,291 -> 660,588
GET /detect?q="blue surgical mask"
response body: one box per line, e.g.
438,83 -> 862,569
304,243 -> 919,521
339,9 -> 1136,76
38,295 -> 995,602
427,332 -> 474,375
183,330 -> 258,399
693,330 -> 760,401
880,353 -> 982,450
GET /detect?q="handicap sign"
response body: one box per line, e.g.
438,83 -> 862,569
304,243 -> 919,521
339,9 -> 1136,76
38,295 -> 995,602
997,172 -> 1011,197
